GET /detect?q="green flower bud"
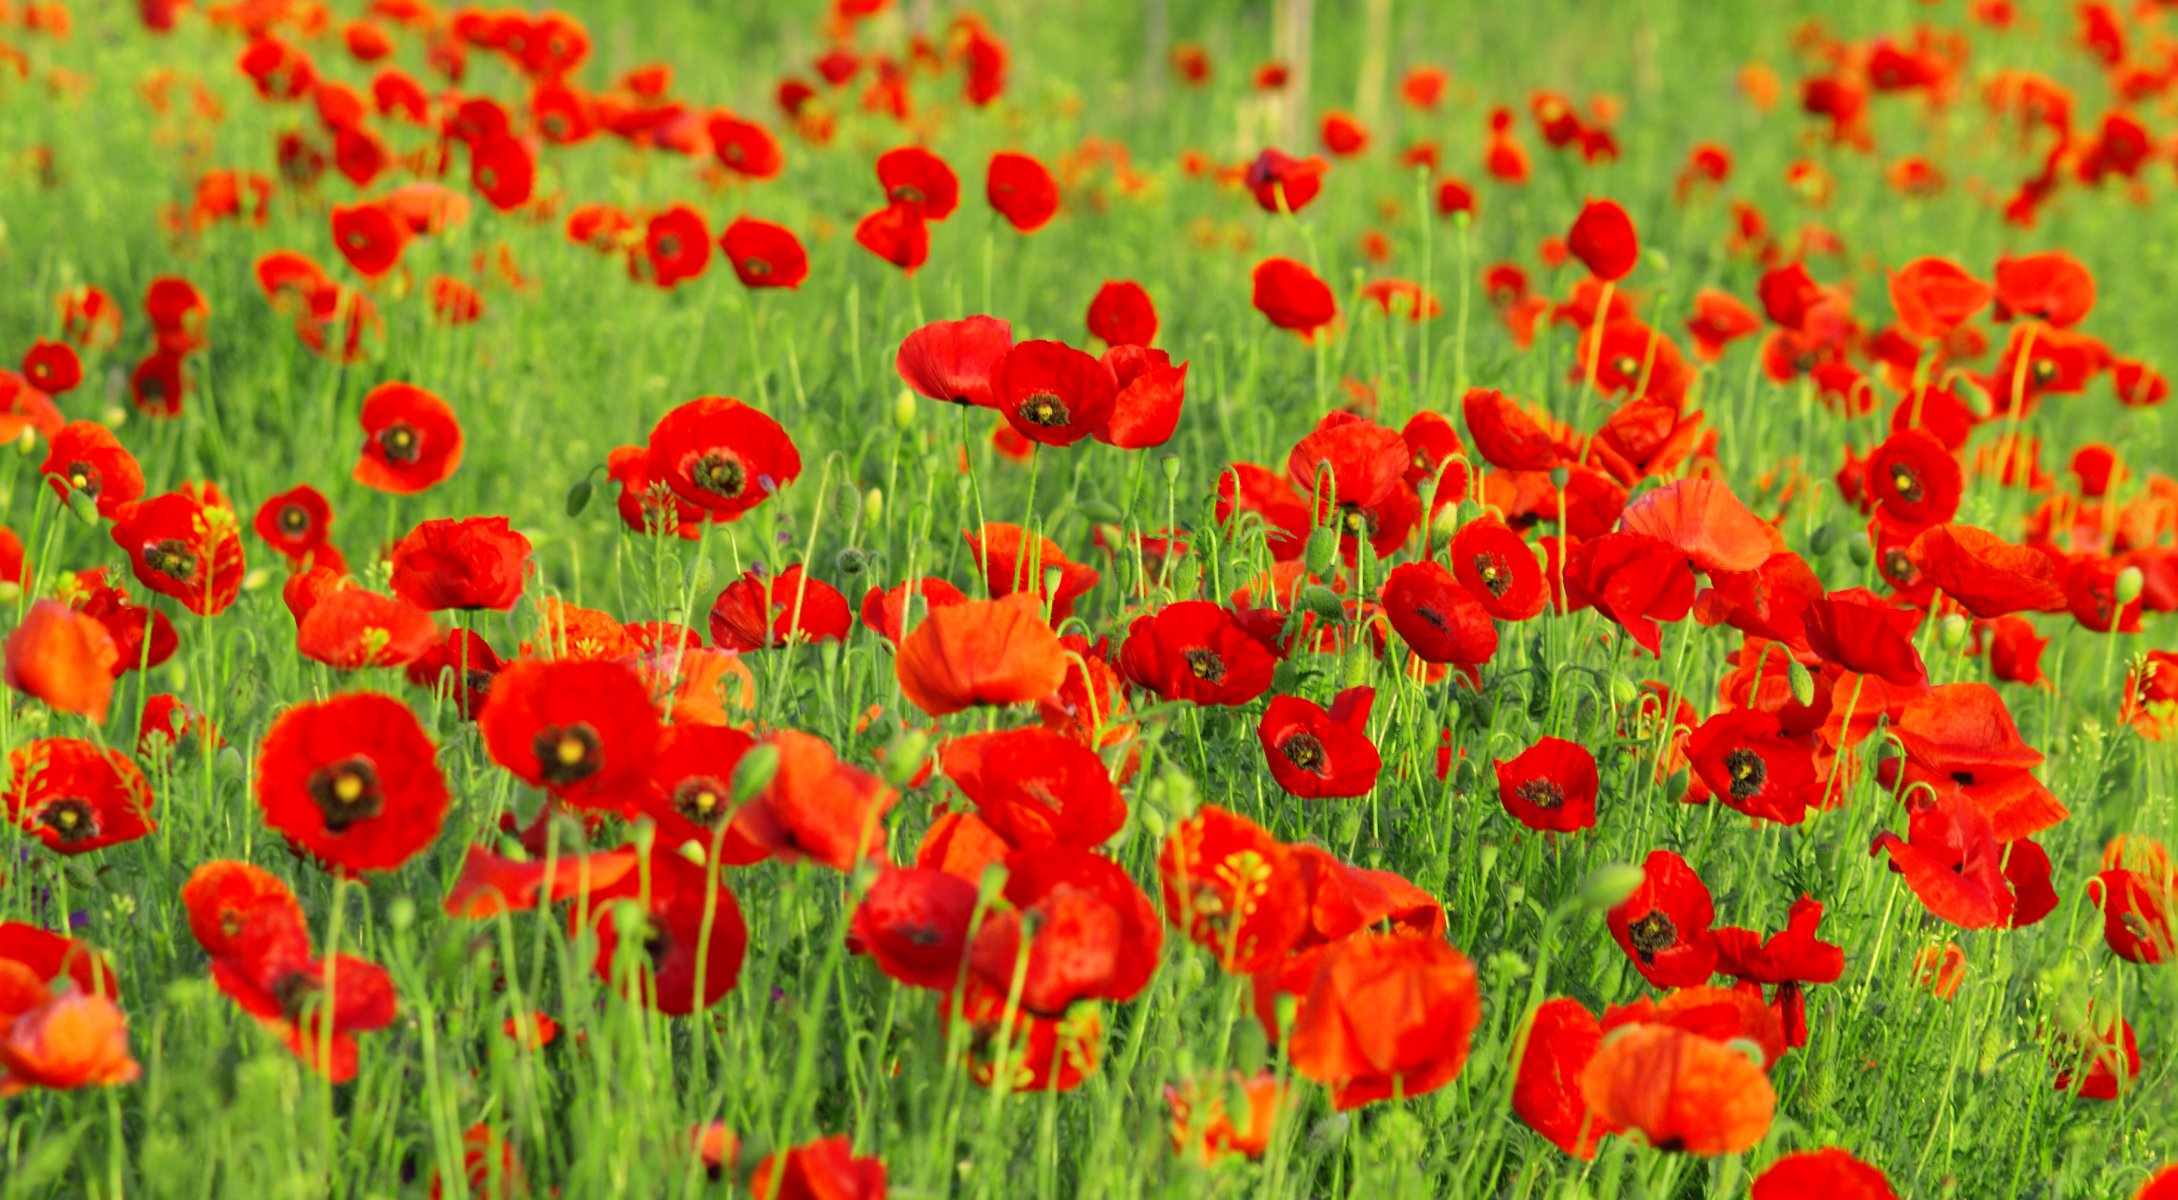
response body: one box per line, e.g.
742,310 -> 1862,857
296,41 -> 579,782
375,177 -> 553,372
1847,531 -> 1873,568
1787,659 -> 1816,707
892,388 -> 918,429
1939,613 -> 1968,650
863,487 -> 884,527
2116,566 -> 2145,605
731,744 -> 781,803
564,474 -> 594,518
881,729 -> 930,789
1303,526 -> 1339,577
1579,862 -> 1645,910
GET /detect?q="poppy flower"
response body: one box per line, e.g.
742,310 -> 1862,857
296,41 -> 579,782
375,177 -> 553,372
991,340 -> 1116,448
354,383 -> 464,494
136,694 -> 219,757
128,352 -> 188,419
480,658 -> 660,809
718,217 -> 807,289
1450,518 -> 1547,620
860,577 -> 968,645
709,565 -> 852,651
708,113 -> 783,178
1215,464 -> 1312,560
1685,709 -> 1821,825
727,730 -> 895,871
896,316 -> 1012,409
1607,850 -> 1718,988
1251,257 -> 1337,339
182,860 -> 304,961
2090,869 -> 2173,964
257,693 -> 448,874
875,146 -> 958,221
1751,1148 -> 1898,1198
252,484 -> 335,564
2050,1009 -> 2138,1100
606,445 -> 706,539
5,738 -> 154,856
1879,682 -> 2066,842
1167,1072 -> 1287,1164
1563,534 -> 1697,658
296,587 -> 439,670
0,989 -> 140,1096
1619,478 -> 1778,575
1287,934 -> 1480,1110
847,866 -> 980,991
1993,251 -> 2094,327
1086,281 -> 1157,348
2063,556 -> 2144,634
110,491 -> 245,617
1580,1023 -> 1774,1154
1095,345 -> 1187,449
748,1135 -> 886,1200
1800,592 -> 1927,687
21,341 -> 80,395
1865,427 -> 1961,527
442,843 -> 640,919
641,205 -> 711,288
1157,805 -> 1306,973
1908,524 -> 2067,620
387,516 -> 531,612
853,202 -> 928,273
1119,601 -> 1276,706
895,593 -> 1069,717
1890,258 -> 1990,339
1380,561 -> 1498,684
1512,997 -> 1618,1158
582,848 -> 748,1015
330,202 -> 408,277
1257,687 -> 1381,799
208,903 -> 397,1083
42,422 -> 146,519
397,629 -> 502,719
969,846 -> 1159,1015
1871,790 -> 2017,929
1495,737 -> 1599,833
964,523 -> 1100,620
1460,388 -> 1572,472
646,396 -> 802,520
986,152 -> 1059,232
1319,110 -> 1368,156
1567,199 -> 1638,282
4,600 -> 118,722
1288,412 -> 1405,517
940,728 -> 1125,850
1243,149 -> 1327,214
1686,289 -> 1761,361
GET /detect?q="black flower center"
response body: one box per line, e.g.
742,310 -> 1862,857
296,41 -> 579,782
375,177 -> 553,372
1890,464 -> 1924,503
1474,554 -> 1512,597
1337,503 -> 1371,538
1183,648 -> 1226,683
378,422 -> 422,464
741,256 -> 772,277
889,184 -> 926,205
691,452 -> 745,498
306,756 -> 385,832
39,797 -> 98,843
277,504 -> 311,535
533,723 -> 603,786
2031,358 -> 2057,385
1725,747 -> 1767,798
66,460 -> 101,496
1612,355 -> 1640,378
671,776 -> 732,830
1280,732 -> 1326,771
273,971 -> 324,1023
1514,779 -> 1564,809
1019,392 -> 1071,427
658,235 -> 682,258
1627,910 -> 1677,962
144,538 -> 199,582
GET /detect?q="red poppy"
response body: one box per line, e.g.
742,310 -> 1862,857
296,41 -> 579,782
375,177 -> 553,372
256,693 -> 446,875
748,1136 -> 886,1200
896,315 -> 1012,408
582,849 -> 747,1016
1381,561 -> 1499,684
641,205 -> 711,288
1562,534 -> 1697,658
207,904 -> 397,1083
403,629 -> 504,719
1686,289 -> 1761,361
180,861 -> 303,964
385,517 -> 531,612
2063,556 -> 2144,634
1512,997 -> 1618,1158
645,395 -> 802,519
895,593 -> 1069,717
128,351 -> 187,419
605,445 -> 705,539
42,422 -> 146,519
5,738 -> 154,856
709,564 -> 852,651
1619,478 -> 1779,575
1450,518 -> 1547,620
1319,110 -> 1369,156
252,484 -> 335,563
296,587 -> 439,670
1800,591 -> 1927,687
110,491 -> 245,617
1495,737 -> 1599,833
441,843 -> 639,919
1871,790 -> 2017,929
4,600 -> 117,721
1890,258 -> 1990,339
940,728 -> 1125,850
1993,251 -> 2094,327
1082,279 -> 1159,348
480,658 -> 660,809
848,866 -> 979,990
330,202 -> 408,278
1879,682 -> 2066,841
876,146 -> 959,221
986,151 -> 1059,232
708,113 -> 784,177
1866,427 -> 1961,527
1215,463 -> 1312,560
470,134 -> 535,210
718,217 -> 807,290
1256,687 -> 1380,799
722,729 -> 894,871
1251,257 -> 1337,338
2050,1008 -> 2138,1100
1243,149 -> 1327,214
1096,345 -> 1187,449
1607,850 -> 1718,988
968,846 -> 1159,1016
964,523 -> 1100,620
1906,524 -> 2065,618
853,202 -> 928,273
1119,600 -> 1276,706
1157,806 -> 1306,973
859,577 -> 968,645
355,383 -> 464,494
21,341 -> 80,394
1166,1072 -> 1287,1165
1287,934 -> 1480,1110
2089,869 -> 2173,963
1460,388 -> 1571,472
1580,1023 -> 1774,1154
1751,1148 -> 1898,1199
1567,199 -> 1638,282
991,339 -> 1116,448
1685,709 -> 1821,825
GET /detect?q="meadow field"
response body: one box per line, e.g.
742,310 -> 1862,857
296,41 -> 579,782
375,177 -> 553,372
1,0 -> 2176,1196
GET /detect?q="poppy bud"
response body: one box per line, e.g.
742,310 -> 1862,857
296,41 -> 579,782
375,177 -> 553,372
1787,659 -> 1816,707
1578,862 -> 1646,910
1608,675 -> 1638,707
1042,566 -> 1065,606
880,729 -> 928,788
608,897 -> 649,941
1299,584 -> 1345,621
1139,806 -> 1166,841
2116,566 -> 2145,605
1157,766 -> 1200,821
829,481 -> 861,529
863,488 -> 883,527
678,840 -> 708,866
1303,527 -> 1339,576
1939,613 -> 1968,650
892,389 -> 918,429
1847,531 -> 1873,568
730,743 -> 780,803
1808,520 -> 1835,557
976,862 -> 1011,906
1077,498 -> 1123,524
15,427 -> 37,458
835,547 -> 869,578
564,474 -> 594,517
66,487 -> 101,525
1172,554 -> 1202,597
1274,992 -> 1301,1035
1160,453 -> 1181,484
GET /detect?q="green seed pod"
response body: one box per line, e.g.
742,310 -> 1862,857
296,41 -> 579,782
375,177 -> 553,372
2116,566 -> 2145,605
1939,612 -> 1969,650
1578,862 -> 1645,911
1847,530 -> 1873,568
1298,584 -> 1345,621
15,426 -> 38,458
1077,498 -> 1124,524
387,897 -> 417,933
564,474 -> 594,518
1808,520 -> 1836,557
1303,526 -> 1339,577
835,546 -> 870,578
1548,466 -> 1570,490
1787,659 -> 1816,707
1159,453 -> 1182,484
863,487 -> 884,527
730,744 -> 781,803
892,388 -> 918,429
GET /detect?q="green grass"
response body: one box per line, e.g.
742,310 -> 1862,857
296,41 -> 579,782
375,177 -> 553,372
1,0 -> 2175,1196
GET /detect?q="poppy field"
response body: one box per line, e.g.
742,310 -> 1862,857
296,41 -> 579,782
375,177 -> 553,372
5,0 -> 2178,1195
